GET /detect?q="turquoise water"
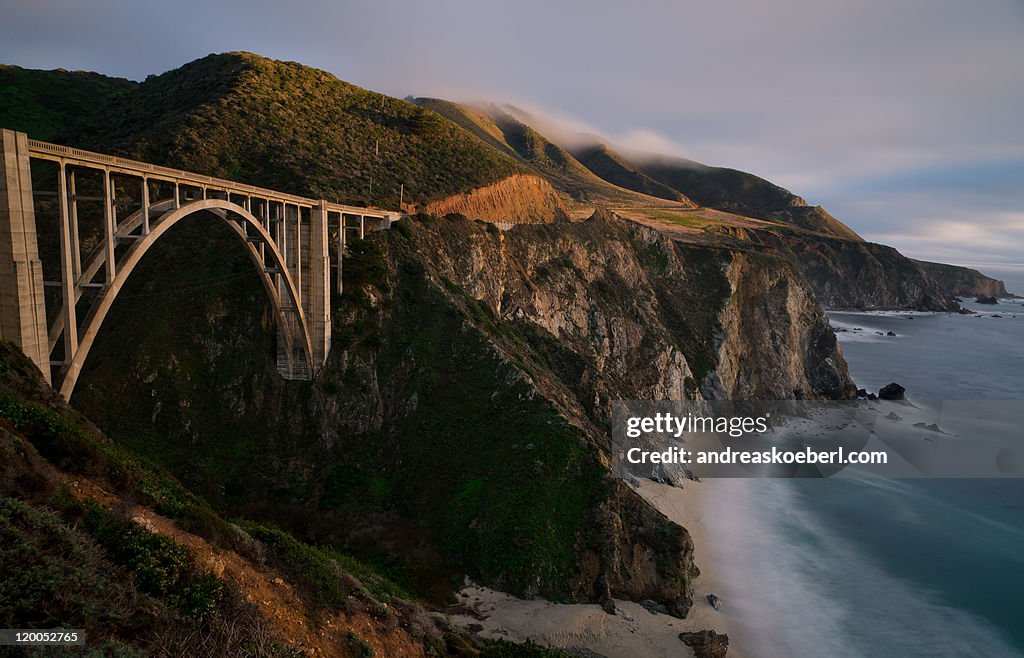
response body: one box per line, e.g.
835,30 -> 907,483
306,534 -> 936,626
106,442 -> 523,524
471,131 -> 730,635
706,299 -> 1024,657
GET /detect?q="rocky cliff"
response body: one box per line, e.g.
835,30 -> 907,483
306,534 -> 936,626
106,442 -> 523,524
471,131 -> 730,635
728,227 -> 959,311
913,259 -> 1015,298
70,210 -> 853,619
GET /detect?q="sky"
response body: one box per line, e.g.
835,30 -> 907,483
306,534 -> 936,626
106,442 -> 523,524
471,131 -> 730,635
2,0 -> 1022,290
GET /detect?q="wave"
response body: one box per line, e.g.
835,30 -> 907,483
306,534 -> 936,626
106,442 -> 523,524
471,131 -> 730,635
700,478 -> 1021,657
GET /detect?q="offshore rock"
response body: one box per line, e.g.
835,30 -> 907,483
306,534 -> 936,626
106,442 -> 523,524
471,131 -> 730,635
879,383 -> 906,400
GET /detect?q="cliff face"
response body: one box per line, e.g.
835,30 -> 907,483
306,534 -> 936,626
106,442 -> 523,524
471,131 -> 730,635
70,212 -> 853,618
401,213 -> 853,406
0,343 -> 473,658
913,260 -> 1014,298
730,228 -> 959,311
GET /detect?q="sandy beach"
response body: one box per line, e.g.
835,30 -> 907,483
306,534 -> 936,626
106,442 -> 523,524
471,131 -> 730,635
448,478 -> 743,657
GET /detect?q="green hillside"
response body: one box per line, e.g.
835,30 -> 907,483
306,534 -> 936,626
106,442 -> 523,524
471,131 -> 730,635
64,52 -> 524,208
0,65 -> 135,140
637,154 -> 862,240
569,142 -> 695,204
415,98 -> 686,209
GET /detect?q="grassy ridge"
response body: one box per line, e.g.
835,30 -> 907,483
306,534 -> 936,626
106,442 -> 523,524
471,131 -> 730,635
570,143 -> 693,204
0,65 -> 134,140
63,52 -> 524,207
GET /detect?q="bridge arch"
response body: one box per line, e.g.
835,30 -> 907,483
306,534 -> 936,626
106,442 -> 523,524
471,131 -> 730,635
57,198 -> 313,399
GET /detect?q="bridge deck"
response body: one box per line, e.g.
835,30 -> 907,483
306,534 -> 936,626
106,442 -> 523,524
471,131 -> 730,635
26,138 -> 395,219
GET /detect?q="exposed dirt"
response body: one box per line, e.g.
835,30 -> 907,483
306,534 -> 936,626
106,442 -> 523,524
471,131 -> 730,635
62,475 -> 430,658
426,173 -> 566,224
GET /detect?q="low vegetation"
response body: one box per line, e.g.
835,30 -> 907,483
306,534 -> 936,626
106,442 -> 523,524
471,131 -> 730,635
0,64 -> 134,140
62,52 -> 524,208
0,340 -> 574,656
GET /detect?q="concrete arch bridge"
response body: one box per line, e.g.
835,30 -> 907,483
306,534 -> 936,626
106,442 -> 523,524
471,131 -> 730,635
0,129 -> 400,399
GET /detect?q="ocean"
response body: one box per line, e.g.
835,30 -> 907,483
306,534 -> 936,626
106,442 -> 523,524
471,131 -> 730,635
703,298 -> 1024,657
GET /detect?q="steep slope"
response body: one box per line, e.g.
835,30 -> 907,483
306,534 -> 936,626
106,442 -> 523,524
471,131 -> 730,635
569,143 -> 697,205
913,260 -> 1016,298
64,52 -> 524,208
414,99 -> 691,212
425,173 -> 568,223
636,154 -> 862,240
412,98 -> 521,159
1,341 -> 539,657
0,64 -> 135,139
614,207 -> 957,311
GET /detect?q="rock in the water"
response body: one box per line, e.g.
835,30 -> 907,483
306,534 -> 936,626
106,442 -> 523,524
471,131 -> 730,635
886,331 -> 897,336
913,422 -> 944,433
867,393 -> 878,401
976,296 -> 999,304
879,383 -> 906,400
706,593 -> 722,611
886,412 -> 902,422
958,307 -> 975,315
679,630 -> 730,658
856,388 -> 868,398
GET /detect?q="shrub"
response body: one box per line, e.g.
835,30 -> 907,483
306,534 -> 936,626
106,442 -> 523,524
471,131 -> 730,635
346,631 -> 375,657
82,502 -> 223,618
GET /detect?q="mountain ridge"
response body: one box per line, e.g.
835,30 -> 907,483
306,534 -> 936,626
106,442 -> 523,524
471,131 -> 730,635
2,52 -> 1010,304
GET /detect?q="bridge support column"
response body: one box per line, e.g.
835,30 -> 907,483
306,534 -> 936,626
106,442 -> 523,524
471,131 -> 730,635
336,212 -> 345,295
309,200 -> 331,372
0,129 -> 50,382
103,170 -> 116,283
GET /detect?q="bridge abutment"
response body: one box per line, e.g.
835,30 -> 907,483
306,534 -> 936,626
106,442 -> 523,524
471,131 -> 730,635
0,129 -> 50,382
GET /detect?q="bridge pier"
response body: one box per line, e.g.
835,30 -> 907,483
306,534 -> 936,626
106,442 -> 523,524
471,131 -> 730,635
309,201 -> 331,368
0,129 -> 50,382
